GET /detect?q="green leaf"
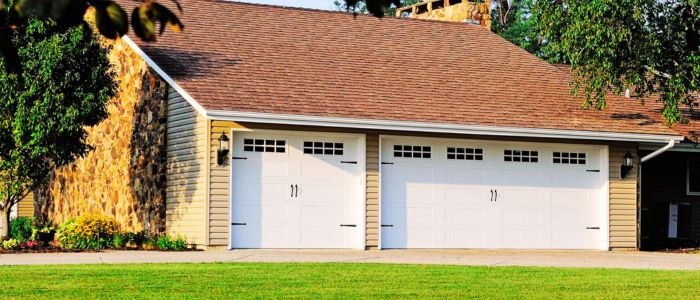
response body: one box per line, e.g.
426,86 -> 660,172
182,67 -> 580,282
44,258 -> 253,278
131,2 -> 183,42
94,1 -> 128,39
131,5 -> 155,41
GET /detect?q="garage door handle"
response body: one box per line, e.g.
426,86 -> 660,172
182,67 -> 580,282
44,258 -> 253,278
490,190 -> 494,202
586,227 -> 600,230
381,224 -> 393,227
494,190 -> 498,202
232,157 -> 248,160
231,223 -> 247,226
586,169 -> 600,172
340,224 -> 356,227
381,162 -> 394,165
291,185 -> 294,197
341,161 -> 357,164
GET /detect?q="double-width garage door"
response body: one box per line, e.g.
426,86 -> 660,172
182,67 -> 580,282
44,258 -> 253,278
230,131 -> 364,249
381,137 -> 608,250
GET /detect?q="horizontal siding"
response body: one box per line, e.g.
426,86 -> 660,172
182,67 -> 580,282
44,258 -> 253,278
208,120 -> 246,246
165,87 -> 207,245
17,193 -> 34,217
609,143 -> 639,250
366,134 -> 379,249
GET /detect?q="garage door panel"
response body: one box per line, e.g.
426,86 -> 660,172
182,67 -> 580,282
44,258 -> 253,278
381,136 -> 606,250
551,229 -> 588,249
445,208 -> 486,227
384,165 -> 433,183
551,210 -> 587,229
445,229 -> 485,248
499,189 -> 543,207
445,187 -> 487,205
437,167 -> 485,184
301,227 -> 348,248
301,205 -> 347,226
502,209 -> 542,228
499,169 -> 544,187
502,229 -> 542,248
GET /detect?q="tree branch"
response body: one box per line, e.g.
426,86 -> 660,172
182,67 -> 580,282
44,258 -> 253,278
644,65 -> 672,79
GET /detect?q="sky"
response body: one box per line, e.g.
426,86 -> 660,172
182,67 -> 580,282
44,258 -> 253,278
237,0 -> 337,10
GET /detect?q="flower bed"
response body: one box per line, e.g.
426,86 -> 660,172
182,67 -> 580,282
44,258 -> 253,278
1,215 -> 196,253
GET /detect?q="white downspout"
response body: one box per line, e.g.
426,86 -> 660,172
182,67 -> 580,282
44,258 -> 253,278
640,140 -> 676,162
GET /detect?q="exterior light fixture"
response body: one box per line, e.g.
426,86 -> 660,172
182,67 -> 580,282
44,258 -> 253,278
621,151 -> 634,179
217,133 -> 230,166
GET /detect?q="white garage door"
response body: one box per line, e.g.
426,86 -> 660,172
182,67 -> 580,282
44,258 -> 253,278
381,136 -> 608,250
230,130 -> 364,249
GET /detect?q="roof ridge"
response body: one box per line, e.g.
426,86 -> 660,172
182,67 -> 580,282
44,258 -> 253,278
201,0 -> 493,30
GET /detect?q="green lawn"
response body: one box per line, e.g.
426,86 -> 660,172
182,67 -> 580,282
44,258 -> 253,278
1,263 -> 699,299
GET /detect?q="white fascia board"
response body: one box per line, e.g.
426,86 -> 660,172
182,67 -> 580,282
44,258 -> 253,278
122,36 -> 209,118
207,110 -> 684,143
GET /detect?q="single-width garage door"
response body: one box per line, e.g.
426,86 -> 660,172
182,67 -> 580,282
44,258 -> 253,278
381,136 -> 608,250
230,130 -> 364,249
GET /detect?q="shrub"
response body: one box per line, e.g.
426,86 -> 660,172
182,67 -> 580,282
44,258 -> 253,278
56,214 -> 121,250
2,239 -> 20,250
128,231 -> 148,248
9,217 -> 34,242
113,233 -> 128,249
171,236 -> 188,251
156,235 -> 172,250
143,236 -> 157,250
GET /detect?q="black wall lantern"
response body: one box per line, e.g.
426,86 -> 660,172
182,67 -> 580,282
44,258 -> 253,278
621,151 -> 634,179
217,133 -> 230,166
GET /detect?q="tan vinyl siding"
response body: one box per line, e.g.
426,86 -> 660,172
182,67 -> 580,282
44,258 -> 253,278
366,134 -> 380,249
208,120 -> 247,246
166,87 -> 208,245
609,143 -> 639,249
17,193 -> 34,217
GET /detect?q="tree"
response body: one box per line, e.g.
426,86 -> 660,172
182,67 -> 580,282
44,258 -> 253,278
535,0 -> 700,124
0,18 -> 115,238
490,0 -> 565,63
1,0 -> 183,76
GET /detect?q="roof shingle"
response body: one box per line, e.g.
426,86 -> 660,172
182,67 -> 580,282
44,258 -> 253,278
124,0 -> 682,137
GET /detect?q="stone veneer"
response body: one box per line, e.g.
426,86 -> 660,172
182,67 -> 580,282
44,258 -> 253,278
35,33 -> 168,235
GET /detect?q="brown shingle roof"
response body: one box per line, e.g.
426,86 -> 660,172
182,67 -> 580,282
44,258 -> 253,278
124,0 -> 680,137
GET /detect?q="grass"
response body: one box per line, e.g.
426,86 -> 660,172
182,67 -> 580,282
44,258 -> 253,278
1,263 -> 699,299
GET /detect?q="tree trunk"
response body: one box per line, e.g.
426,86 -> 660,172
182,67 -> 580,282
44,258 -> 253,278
0,208 -> 10,239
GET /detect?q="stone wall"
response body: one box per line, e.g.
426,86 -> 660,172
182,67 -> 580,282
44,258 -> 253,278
397,0 -> 492,29
35,36 -> 168,235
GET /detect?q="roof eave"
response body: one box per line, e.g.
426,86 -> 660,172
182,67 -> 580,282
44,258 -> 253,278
207,109 -> 684,144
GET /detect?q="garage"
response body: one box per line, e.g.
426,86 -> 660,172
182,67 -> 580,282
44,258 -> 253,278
230,130 -> 365,249
380,136 -> 609,250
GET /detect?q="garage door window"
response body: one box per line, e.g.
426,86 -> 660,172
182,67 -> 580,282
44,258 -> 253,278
504,150 -> 538,163
688,159 -> 700,195
553,152 -> 586,165
303,141 -> 344,155
244,139 -> 286,153
394,145 -> 431,158
447,147 -> 483,160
